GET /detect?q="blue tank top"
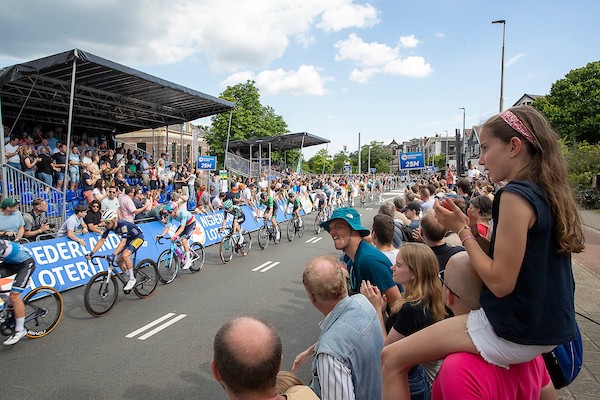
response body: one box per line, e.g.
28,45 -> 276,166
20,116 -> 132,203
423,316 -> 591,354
483,180 -> 576,345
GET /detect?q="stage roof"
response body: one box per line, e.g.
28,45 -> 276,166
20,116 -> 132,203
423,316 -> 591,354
0,49 -> 234,135
226,132 -> 329,153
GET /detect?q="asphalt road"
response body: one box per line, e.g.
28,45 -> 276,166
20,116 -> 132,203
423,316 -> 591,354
0,190 -> 402,400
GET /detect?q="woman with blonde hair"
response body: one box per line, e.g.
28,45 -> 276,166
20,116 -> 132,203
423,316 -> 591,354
362,242 -> 445,399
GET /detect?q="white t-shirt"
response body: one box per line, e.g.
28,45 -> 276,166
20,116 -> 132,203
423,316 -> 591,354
101,197 -> 120,213
5,143 -> 19,163
57,214 -> 83,237
382,249 -> 399,265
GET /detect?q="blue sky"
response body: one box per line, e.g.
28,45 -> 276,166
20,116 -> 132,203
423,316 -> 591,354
1,0 -> 599,158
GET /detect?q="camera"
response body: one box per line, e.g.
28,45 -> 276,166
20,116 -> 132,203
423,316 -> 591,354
48,223 -> 56,229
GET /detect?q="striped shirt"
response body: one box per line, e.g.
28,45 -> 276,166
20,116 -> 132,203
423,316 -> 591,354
315,353 -> 355,400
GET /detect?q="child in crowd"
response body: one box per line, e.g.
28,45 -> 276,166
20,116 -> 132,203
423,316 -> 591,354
381,106 -> 584,400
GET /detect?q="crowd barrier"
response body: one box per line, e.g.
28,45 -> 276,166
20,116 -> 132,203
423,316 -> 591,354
7,197 -> 314,297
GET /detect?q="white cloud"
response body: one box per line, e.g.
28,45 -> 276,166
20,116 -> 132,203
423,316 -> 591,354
399,35 -> 419,48
317,1 -> 380,32
0,0 -> 381,72
506,53 -> 526,68
435,32 -> 446,38
335,34 -> 433,81
221,65 -> 331,96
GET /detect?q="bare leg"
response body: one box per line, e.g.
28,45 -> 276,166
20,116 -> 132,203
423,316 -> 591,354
381,315 -> 477,400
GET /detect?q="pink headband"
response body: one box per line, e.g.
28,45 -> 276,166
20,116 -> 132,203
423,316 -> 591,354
499,110 -> 538,148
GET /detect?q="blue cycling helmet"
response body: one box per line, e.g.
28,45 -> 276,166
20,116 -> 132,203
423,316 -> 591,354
165,201 -> 178,212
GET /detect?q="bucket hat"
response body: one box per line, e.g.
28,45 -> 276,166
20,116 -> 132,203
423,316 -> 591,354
321,207 -> 370,237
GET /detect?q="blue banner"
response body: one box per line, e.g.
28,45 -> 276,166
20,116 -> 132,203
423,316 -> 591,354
8,200 -> 308,298
399,152 -> 425,170
197,156 -> 217,170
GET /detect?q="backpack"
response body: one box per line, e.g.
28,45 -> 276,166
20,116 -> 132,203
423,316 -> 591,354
393,221 -> 414,248
541,322 -> 583,389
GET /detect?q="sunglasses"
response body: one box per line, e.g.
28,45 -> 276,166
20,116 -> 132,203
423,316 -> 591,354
91,205 -> 100,208
438,270 -> 461,299
109,191 -> 117,194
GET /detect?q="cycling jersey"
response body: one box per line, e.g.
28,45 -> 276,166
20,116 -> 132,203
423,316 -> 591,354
225,205 -> 246,223
259,196 -> 277,211
168,209 -> 195,227
102,220 -> 144,241
287,197 -> 302,211
0,240 -> 35,293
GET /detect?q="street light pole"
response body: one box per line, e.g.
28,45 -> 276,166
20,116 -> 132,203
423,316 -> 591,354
459,107 -> 466,176
358,132 -> 361,175
492,19 -> 506,113
368,145 -> 371,174
444,129 -> 449,166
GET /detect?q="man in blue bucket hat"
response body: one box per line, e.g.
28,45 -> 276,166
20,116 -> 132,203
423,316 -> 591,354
321,207 -> 401,305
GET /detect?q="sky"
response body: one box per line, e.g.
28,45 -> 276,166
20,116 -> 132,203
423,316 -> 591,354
1,0 -> 599,159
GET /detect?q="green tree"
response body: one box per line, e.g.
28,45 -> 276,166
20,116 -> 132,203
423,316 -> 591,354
306,148 -> 333,174
332,147 -> 351,173
206,80 -> 289,167
359,141 -> 392,173
534,61 -> 600,144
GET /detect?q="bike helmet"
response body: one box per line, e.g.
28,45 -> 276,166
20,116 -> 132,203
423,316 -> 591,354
165,201 -> 178,212
288,191 -> 295,198
101,209 -> 118,222
223,199 -> 233,210
260,192 -> 268,200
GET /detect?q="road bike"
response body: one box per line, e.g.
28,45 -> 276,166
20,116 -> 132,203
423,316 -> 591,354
313,206 -> 328,234
360,190 -> 368,205
156,236 -> 205,284
286,214 -> 305,241
84,254 -> 158,317
219,227 -> 252,263
0,284 -> 63,341
257,217 -> 281,250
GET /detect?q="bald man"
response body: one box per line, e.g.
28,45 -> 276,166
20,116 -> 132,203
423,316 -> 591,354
432,253 -> 557,400
212,316 -> 317,399
299,255 -> 384,400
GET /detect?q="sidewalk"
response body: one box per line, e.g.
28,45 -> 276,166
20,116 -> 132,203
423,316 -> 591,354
556,209 -> 600,399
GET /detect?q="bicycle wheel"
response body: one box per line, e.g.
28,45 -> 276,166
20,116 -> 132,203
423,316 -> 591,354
258,226 -> 269,249
84,271 -> 118,317
297,220 -> 305,237
157,249 -> 178,284
220,236 -> 234,263
23,286 -> 63,338
239,231 -> 252,256
188,243 -> 205,272
314,213 -> 322,234
287,220 -> 295,241
134,259 -> 159,298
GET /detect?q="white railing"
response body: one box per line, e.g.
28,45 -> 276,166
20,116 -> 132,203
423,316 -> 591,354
114,139 -> 153,160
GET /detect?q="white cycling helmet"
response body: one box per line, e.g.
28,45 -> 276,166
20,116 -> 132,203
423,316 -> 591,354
0,240 -> 12,258
101,209 -> 118,222
223,199 -> 233,210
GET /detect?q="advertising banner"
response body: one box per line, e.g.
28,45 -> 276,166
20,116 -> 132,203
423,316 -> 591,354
399,152 -> 425,170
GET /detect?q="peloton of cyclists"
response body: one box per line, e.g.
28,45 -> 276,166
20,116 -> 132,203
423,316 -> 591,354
220,199 -> 246,245
86,210 -> 145,291
0,240 -> 36,345
156,201 -> 197,270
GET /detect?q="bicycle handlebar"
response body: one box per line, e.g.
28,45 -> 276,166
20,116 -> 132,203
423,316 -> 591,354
156,236 -> 182,245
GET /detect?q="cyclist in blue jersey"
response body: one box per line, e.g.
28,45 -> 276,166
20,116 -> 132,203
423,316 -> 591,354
0,240 -> 36,345
156,201 -> 197,269
87,210 -> 145,291
220,199 -> 246,245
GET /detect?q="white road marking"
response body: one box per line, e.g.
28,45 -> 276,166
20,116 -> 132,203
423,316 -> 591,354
306,237 -> 323,244
253,261 -> 273,271
260,262 -> 280,273
126,313 -> 186,340
137,314 -> 187,340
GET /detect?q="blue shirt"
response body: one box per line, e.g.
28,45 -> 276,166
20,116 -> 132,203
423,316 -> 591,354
102,220 -> 143,241
0,211 -> 25,234
347,240 -> 395,294
168,209 -> 194,226
1,240 -> 31,263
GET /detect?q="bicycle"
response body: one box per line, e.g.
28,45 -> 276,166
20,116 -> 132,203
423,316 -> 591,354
286,214 -> 305,241
0,285 -> 63,341
219,227 -> 252,263
314,207 -> 328,234
84,254 -> 158,317
257,217 -> 281,250
156,236 -> 205,284
360,190 -> 368,205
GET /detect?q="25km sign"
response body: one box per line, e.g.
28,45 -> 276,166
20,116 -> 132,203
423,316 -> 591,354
197,156 -> 217,170
399,152 -> 425,170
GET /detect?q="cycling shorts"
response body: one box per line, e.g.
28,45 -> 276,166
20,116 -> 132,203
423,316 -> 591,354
180,220 -> 196,239
0,257 -> 35,293
124,237 -> 144,254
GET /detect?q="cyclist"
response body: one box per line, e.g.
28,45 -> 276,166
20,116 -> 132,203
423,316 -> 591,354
220,199 -> 246,245
156,201 -> 197,269
259,191 -> 280,240
315,189 -> 328,214
286,191 -> 303,227
0,240 -> 35,345
86,210 -> 144,291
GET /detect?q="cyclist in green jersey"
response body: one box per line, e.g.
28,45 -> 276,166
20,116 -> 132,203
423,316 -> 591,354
287,192 -> 303,227
259,191 -> 280,240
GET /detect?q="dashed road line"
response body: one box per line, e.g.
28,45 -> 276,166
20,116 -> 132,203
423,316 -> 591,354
127,313 -> 187,340
252,261 -> 281,272
306,237 -> 323,244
